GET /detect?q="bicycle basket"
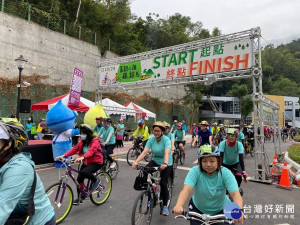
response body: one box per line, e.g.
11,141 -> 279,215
133,170 -> 148,191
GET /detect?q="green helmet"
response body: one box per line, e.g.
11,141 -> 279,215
227,128 -> 237,135
198,144 -> 220,158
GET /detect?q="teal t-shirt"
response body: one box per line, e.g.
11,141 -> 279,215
117,124 -> 125,135
171,124 -> 177,133
174,129 -> 185,141
145,136 -> 172,166
237,132 -> 245,143
219,140 -> 244,165
100,126 -> 116,145
184,166 -> 238,215
166,132 -> 175,141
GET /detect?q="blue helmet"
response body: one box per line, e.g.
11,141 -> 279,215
138,119 -> 144,125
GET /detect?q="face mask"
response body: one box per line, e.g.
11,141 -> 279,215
80,134 -> 87,140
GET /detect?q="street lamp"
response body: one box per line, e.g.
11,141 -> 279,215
15,55 -> 27,120
282,111 -> 285,127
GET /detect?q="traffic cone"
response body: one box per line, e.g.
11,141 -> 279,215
276,162 -> 293,191
270,155 -> 278,177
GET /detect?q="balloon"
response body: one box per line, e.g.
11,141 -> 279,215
84,103 -> 107,127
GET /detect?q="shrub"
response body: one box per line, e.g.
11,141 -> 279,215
288,144 -> 300,164
293,134 -> 300,142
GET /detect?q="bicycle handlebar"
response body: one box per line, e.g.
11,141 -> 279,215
56,157 -> 75,164
174,210 -> 233,224
135,165 -> 160,173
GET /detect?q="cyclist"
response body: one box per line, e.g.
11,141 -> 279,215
242,124 -> 248,137
189,123 -> 199,145
164,122 -> 175,154
246,125 -> 254,150
0,120 -> 55,225
174,123 -> 186,155
132,122 -> 172,216
192,121 -> 212,147
57,124 -> 103,205
236,126 -> 245,146
181,120 -> 187,133
93,116 -> 103,135
170,120 -> 178,133
132,119 -> 149,148
173,145 -> 244,224
97,118 -> 116,168
211,123 -> 220,146
290,127 -> 297,140
216,124 -> 226,143
218,128 -> 246,188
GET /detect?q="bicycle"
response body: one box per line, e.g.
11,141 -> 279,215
282,133 -> 288,143
127,137 -> 152,166
46,158 -> 112,224
174,142 -> 185,165
174,209 -> 233,224
191,135 -> 198,148
77,154 -> 119,180
244,139 -> 254,157
131,165 -> 173,225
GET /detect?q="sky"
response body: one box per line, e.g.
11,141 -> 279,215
130,0 -> 300,46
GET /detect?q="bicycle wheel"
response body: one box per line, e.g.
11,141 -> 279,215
179,151 -> 185,165
90,172 -> 112,205
127,148 -> 137,166
108,160 -> 119,180
46,183 -> 73,224
250,145 -> 254,157
167,177 -> 173,208
144,151 -> 152,162
131,190 -> 153,225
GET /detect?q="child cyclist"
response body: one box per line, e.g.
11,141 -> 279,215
56,124 -> 103,205
173,145 -> 244,224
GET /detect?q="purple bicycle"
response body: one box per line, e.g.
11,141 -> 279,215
46,158 -> 112,224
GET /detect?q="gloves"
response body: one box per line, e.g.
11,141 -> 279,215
242,171 -> 248,178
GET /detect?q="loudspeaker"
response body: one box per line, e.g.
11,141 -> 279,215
172,116 -> 178,121
20,99 -> 31,113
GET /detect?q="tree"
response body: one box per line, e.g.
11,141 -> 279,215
231,84 -> 250,124
240,96 -> 253,124
182,83 -> 205,126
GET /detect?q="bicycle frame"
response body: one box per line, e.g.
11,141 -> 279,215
56,160 -> 91,204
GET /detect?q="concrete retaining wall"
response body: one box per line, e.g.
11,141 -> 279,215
0,12 -> 101,92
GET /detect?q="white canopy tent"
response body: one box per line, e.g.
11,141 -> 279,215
124,102 -> 156,120
101,98 -> 136,117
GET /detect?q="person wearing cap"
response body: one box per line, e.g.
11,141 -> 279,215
57,124 -> 104,205
0,120 -> 55,225
173,145 -> 244,224
192,121 -> 212,148
211,122 -> 220,145
93,117 -> 103,135
218,128 -> 247,188
189,123 -> 199,145
98,118 -> 116,168
174,123 -> 186,155
116,118 -> 125,151
132,121 -> 172,216
216,124 -> 226,143
170,120 -> 178,133
36,118 -> 46,140
132,119 -> 150,148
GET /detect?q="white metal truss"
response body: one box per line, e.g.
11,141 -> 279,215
96,27 -> 281,184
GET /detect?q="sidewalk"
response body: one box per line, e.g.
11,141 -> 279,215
112,134 -> 193,156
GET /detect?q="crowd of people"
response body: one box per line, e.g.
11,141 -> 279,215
5,115 -> 285,224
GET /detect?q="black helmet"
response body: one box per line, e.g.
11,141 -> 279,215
105,118 -> 113,124
80,124 -> 93,135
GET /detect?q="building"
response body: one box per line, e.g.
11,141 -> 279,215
199,95 -> 300,128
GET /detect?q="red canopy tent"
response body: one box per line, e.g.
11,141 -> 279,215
31,94 -> 94,113
123,102 -> 156,119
